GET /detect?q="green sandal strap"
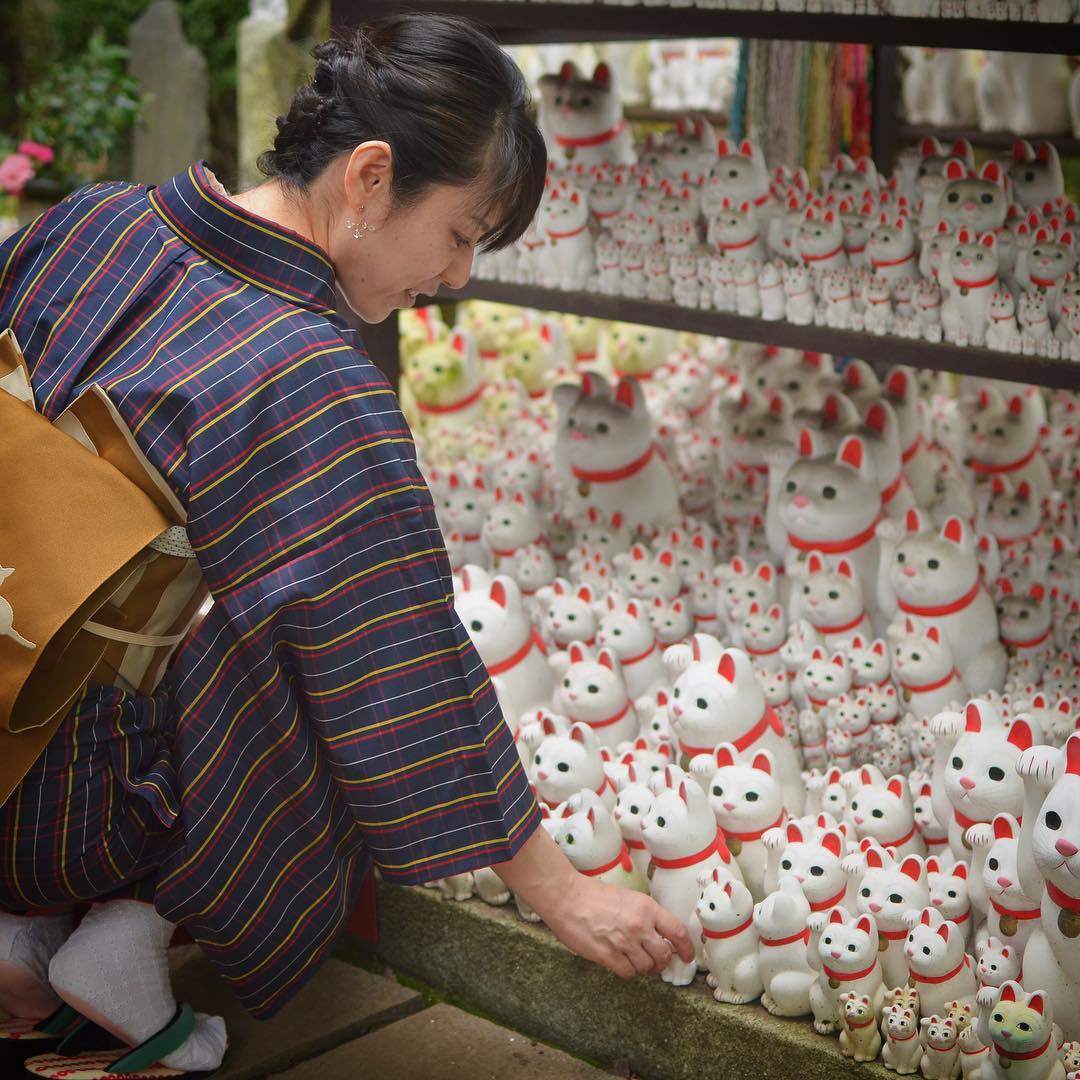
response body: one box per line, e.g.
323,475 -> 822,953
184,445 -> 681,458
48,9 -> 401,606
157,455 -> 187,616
106,1003 -> 195,1075
34,1003 -> 83,1037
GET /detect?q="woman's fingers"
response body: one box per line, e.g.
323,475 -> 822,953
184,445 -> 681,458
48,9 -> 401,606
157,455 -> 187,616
652,904 -> 694,962
641,933 -> 674,973
623,942 -> 659,977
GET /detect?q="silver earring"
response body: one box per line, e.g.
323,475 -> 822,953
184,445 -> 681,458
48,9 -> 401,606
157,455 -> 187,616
345,207 -> 374,240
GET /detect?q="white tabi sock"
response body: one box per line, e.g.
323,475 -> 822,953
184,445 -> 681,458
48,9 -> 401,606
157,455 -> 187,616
0,910 -> 70,1018
47,900 -> 227,1071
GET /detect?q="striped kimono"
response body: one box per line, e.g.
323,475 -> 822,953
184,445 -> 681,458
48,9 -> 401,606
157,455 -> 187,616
0,163 -> 540,1018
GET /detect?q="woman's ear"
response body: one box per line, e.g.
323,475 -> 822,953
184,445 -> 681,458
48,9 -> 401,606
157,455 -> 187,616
343,140 -> 395,222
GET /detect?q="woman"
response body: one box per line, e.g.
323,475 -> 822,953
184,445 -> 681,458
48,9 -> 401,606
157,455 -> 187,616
0,14 -> 691,1074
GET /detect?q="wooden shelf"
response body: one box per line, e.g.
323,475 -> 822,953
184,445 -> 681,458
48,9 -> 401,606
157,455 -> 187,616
329,1 -> 1080,52
625,105 -> 730,127
419,279 -> 1080,390
897,124 -> 1080,156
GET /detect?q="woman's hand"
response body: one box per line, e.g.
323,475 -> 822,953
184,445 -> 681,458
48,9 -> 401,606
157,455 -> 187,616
490,824 -> 693,980
543,873 -> 695,980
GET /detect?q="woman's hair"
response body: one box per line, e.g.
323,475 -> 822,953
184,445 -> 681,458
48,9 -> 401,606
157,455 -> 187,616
259,13 -> 546,251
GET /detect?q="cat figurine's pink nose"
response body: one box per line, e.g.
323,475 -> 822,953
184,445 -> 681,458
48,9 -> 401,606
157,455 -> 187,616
723,801 -> 737,812
996,876 -> 1012,889
1056,838 -> 1079,858
869,901 -> 882,913
903,566 -> 916,577
959,776 -> 976,790
792,494 -> 809,508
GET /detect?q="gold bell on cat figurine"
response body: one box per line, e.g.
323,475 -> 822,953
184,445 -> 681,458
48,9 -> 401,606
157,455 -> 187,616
1059,908 -> 1080,938
727,837 -> 743,857
577,479 -> 591,498
999,914 -> 1018,938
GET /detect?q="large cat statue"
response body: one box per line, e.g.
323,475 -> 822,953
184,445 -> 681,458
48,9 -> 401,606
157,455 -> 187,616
552,373 -> 679,532
976,981 -> 1066,1080
1014,733 -> 1080,1041
538,61 -> 635,170
876,513 -> 1007,696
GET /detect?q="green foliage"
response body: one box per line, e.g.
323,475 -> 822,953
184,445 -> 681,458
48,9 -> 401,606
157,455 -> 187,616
17,29 -> 143,185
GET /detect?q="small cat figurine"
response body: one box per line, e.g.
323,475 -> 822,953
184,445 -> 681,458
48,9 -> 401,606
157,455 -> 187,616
554,794 -> 649,893
974,935 -> 1022,991
927,857 -> 974,948
483,486 -> 544,571
939,159 -> 1009,237
531,717 -> 616,811
850,772 -> 926,858
740,602 -> 788,673
985,290 -> 1019,351
883,1000 -> 923,1074
839,991 -> 883,1062
904,907 -> 978,1018
705,138 -> 772,216
868,214 -> 919,291
798,552 -> 872,648
863,274 -> 894,334
612,764 -> 656,879
797,207 -> 849,274
552,642 -> 640,750
538,61 -> 635,170
966,386 -> 1053,499
940,228 -> 1000,344
808,906 -> 886,1035
802,648 -> 854,713
758,260 -> 786,320
753,875 -> 817,1018
997,582 -> 1053,680
596,599 -> 667,702
734,258 -> 762,317
1018,289 -> 1052,341
920,1015 -> 963,1080
890,617 -> 969,721
540,187 -> 595,291
708,197 -> 765,266
697,872 -> 764,1004
783,263 -> 816,325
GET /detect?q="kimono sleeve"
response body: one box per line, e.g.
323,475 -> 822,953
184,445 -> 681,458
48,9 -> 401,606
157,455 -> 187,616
175,332 -> 541,884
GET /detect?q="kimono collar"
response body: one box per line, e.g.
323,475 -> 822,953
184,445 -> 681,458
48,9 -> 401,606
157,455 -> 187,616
148,162 -> 338,314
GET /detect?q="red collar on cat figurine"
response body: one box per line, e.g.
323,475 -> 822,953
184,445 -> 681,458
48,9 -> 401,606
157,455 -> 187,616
952,273 -> 997,289
590,700 -> 632,730
725,809 -> 787,844
717,233 -> 761,252
415,384 -> 485,415
571,443 -> 656,484
679,702 -> 783,758
993,1034 -> 1053,1062
898,668 -> 962,695
788,516 -> 881,555
486,630 -> 547,676
581,841 -> 634,877
808,883 -> 849,913
745,641 -> 783,658
651,827 -> 732,870
901,436 -> 922,464
988,897 -> 1040,921
760,926 -> 811,948
1000,625 -> 1052,650
871,252 -> 917,269
968,442 -> 1040,475
811,611 -> 868,636
554,119 -> 627,148
910,955 -> 969,984
881,473 -> 905,506
803,244 -> 844,263
1046,880 -> 1080,914
897,580 -> 980,618
621,642 -> 657,667
823,957 -> 879,983
702,913 -> 754,940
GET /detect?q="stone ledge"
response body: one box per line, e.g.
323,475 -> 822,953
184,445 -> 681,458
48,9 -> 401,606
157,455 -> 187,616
356,883 -> 893,1080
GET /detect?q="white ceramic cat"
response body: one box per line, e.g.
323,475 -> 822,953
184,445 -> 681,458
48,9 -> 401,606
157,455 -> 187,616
798,553 -> 873,648
904,907 -> 978,1018
927,857 -> 975,950
758,260 -> 786,320
850,772 -> 926,858
540,187 -> 595,291
552,373 -> 679,532
939,160 -> 1009,237
966,387 -> 1053,500
538,61 -> 635,170
997,583 -> 1054,681
975,935 -> 1022,991
669,646 -> 804,814
877,514 -> 1007,696
552,642 -> 640,749
708,197 -> 765,267
697,872 -> 764,1004
695,744 -> 786,902
968,812 -> 1043,955
483,486 -> 544,571
769,820 -> 854,917
740,601 -> 788,673
537,578 -> 599,650
802,648 -> 853,713
808,907 -> 886,1035
555,795 -> 649,893
797,208 -> 848,274
783,263 -> 816,325
868,214 -> 919,292
595,599 -> 667,701
890,617 -> 969,721
940,228 -> 1001,344
531,718 -> 617,811
753,875 -> 817,1018
848,634 -> 892,691
704,138 -> 772,220
456,575 -> 553,730
883,999 -> 924,1074
642,767 -> 739,984
920,1014 -> 963,1080
985,291 -> 1019,351
855,846 -> 931,989
612,763 -> 655,879
649,594 -> 694,646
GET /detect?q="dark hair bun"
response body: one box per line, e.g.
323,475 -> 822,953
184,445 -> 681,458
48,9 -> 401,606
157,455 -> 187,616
259,14 -> 546,251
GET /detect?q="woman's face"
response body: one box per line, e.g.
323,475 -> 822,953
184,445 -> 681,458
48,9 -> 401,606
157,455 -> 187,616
331,181 -> 492,324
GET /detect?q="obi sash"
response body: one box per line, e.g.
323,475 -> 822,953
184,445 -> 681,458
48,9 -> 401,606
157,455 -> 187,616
0,329 -> 208,806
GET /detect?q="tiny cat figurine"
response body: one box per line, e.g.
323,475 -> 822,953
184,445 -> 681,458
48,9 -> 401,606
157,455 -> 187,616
877,513 -> 1007,696
540,187 -> 595,291
904,907 -> 978,1019
619,241 -> 647,299
642,767 -> 741,984
985,290 -> 1019,351
940,228 -> 1000,344
978,981 -> 1065,1080
975,935 -> 1022,991
734,257 -> 762,317
708,197 -> 765,266
1018,290 -> 1052,342
798,552 -> 873,648
538,61 -> 635,170
997,582 -> 1053,680
984,478 -> 1042,553
784,263 -> 816,325
531,717 -> 616,811
555,793 -> 649,893
705,138 -> 772,218
797,207 -> 849,274
883,1000 -> 924,1074
855,846 -> 931,989
537,578 -> 599,650
694,744 -> 786,902
822,268 -> 854,329
596,599 -> 667,702
848,634 -> 892,691
802,648 -> 854,713
552,642 -> 640,750
612,763 -> 656,879
850,772 -> 925,857
808,906 -> 886,1035
649,594 -> 694,646
939,159 -> 1009,237
552,373 -> 679,532
740,601 -> 788,673
828,154 -> 881,204
483,487 -> 544,572
644,243 -> 674,303
890,617 -> 969,721
927,857 -> 975,950
1009,141 -> 1066,210
868,214 -> 919,291
839,991 -> 883,1062
769,821 -> 853,917
697,872 -> 764,1004
758,260 -> 786,320
616,543 -> 681,602
753,875 -> 818,1018
920,1015 -> 963,1080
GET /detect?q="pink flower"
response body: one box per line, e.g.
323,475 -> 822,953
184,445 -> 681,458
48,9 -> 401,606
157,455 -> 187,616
18,141 -> 53,166
0,153 -> 35,195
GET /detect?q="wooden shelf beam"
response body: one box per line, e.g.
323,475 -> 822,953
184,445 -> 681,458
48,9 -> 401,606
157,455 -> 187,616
896,124 -> 1080,156
416,279 -> 1080,390
329,1 -> 1080,52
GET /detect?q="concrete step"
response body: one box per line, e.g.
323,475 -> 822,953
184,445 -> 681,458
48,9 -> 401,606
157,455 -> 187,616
355,882 -> 893,1080
168,945 -> 422,1079
270,1002 -> 612,1080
